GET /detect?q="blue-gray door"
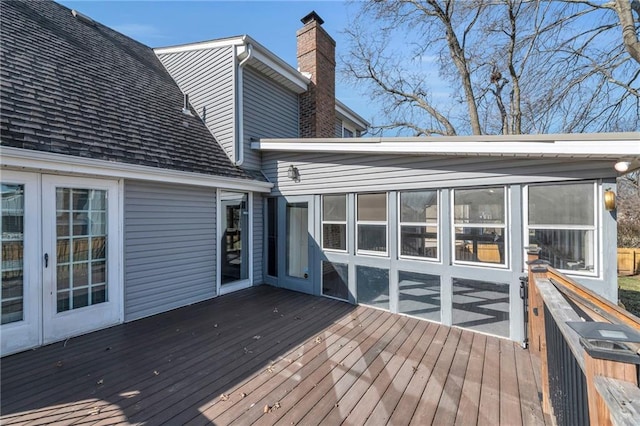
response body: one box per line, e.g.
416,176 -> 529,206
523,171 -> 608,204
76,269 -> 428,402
277,196 -> 315,294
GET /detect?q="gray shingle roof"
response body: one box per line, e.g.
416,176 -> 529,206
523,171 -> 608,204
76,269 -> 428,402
1,0 -> 254,180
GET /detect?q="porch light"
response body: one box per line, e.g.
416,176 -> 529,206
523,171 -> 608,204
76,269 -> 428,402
614,161 -> 630,173
287,165 -> 300,181
603,189 -> 616,211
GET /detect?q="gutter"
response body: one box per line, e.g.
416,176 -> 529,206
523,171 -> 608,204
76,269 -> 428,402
235,39 -> 253,166
0,146 -> 273,192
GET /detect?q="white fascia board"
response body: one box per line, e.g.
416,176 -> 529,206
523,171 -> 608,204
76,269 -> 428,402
335,99 -> 369,130
1,147 -> 273,193
154,36 -> 245,55
238,37 -> 309,93
252,134 -> 640,159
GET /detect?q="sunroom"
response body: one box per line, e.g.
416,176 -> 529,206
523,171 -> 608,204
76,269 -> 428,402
253,133 -> 639,343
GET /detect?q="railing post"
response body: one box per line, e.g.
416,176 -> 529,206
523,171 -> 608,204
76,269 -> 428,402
526,246 -> 547,353
525,246 -> 552,416
585,354 -> 638,425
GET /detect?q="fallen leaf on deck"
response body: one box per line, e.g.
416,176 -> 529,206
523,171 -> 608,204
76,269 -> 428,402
88,407 -> 101,415
220,393 -> 229,401
97,379 -> 104,385
273,308 -> 279,313
240,392 -> 247,398
153,370 -> 159,376
264,404 -> 271,413
214,324 -> 218,328
274,402 -> 281,409
253,335 -> 261,340
56,361 -> 63,367
315,336 -> 322,343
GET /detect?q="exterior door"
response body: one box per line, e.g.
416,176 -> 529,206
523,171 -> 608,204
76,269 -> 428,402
1,172 -> 122,356
1,171 -> 40,355
278,196 -> 315,294
42,176 -> 121,344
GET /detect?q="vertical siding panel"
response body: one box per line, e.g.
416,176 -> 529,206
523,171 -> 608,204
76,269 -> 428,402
124,181 -> 217,321
243,66 -> 299,171
253,193 -> 264,284
157,47 -> 236,162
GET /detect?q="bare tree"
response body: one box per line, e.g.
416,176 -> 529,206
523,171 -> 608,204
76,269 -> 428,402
342,0 -> 640,136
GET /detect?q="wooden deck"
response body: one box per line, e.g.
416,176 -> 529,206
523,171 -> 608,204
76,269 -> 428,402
1,286 -> 547,425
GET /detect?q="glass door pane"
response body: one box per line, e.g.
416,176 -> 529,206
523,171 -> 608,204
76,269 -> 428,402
286,202 -> 308,279
1,184 -> 25,324
220,191 -> 248,285
55,188 -> 108,312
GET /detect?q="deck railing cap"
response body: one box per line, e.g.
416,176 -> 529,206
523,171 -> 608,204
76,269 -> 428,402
525,245 -> 542,255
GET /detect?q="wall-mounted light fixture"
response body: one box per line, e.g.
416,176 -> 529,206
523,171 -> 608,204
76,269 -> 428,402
614,161 -> 631,173
287,165 -> 300,181
604,189 -> 616,211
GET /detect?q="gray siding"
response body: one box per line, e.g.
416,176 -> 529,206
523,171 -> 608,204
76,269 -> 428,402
335,118 -> 343,138
157,47 -> 236,162
243,66 -> 299,171
124,181 -> 217,321
261,152 -> 618,196
253,193 -> 264,284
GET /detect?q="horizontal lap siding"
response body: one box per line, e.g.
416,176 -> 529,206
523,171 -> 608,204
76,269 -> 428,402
253,193 -> 264,284
124,181 -> 217,321
262,153 -> 616,195
243,66 -> 299,171
157,47 -> 235,161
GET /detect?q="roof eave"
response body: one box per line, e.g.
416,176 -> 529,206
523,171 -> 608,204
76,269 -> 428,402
335,99 -> 369,130
1,147 -> 273,193
252,133 -> 640,160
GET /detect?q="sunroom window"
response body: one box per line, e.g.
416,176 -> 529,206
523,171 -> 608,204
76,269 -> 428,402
527,182 -> 596,274
399,190 -> 438,259
356,193 -> 387,255
453,187 -> 507,266
322,194 -> 347,251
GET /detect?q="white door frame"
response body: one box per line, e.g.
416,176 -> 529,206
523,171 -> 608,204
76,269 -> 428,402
217,189 -> 253,295
1,171 -> 42,356
41,175 -> 123,344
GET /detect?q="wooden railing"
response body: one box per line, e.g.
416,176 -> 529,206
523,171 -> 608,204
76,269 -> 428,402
526,247 -> 640,425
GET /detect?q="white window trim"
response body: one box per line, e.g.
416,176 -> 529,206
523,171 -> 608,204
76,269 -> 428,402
342,123 -> 355,138
451,186 -> 509,269
356,193 -> 388,257
523,181 -> 599,277
321,194 -> 348,253
397,190 -> 440,262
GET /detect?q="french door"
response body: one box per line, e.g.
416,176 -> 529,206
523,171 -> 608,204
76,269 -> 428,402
1,172 -> 121,356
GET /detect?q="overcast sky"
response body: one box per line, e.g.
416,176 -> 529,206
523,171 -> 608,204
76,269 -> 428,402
57,0 -> 379,127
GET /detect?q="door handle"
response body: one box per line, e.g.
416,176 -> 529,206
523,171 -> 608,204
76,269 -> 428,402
44,253 -> 49,268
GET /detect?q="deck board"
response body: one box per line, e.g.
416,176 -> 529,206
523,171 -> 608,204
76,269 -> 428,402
1,285 -> 546,425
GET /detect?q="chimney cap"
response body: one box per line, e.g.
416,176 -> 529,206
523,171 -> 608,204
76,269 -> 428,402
301,11 -> 324,26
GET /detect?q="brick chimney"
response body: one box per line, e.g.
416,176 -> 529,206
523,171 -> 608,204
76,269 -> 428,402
297,11 -> 336,138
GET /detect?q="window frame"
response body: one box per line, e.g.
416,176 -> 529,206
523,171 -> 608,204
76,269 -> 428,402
321,194 -> 348,253
356,192 -> 388,257
397,189 -> 440,262
523,181 -> 599,277
342,124 -> 355,138
451,186 -> 509,268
